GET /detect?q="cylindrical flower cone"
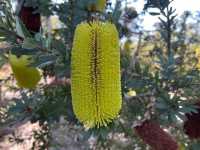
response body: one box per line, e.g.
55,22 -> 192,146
9,54 -> 41,89
183,102 -> 200,139
19,6 -> 41,33
71,21 -> 122,128
134,120 -> 178,150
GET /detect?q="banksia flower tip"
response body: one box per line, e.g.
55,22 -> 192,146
134,120 -> 178,150
71,21 -> 122,128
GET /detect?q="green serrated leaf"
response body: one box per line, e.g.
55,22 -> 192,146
22,38 -> 38,49
11,47 -> 39,56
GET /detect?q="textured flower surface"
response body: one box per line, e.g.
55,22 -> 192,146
71,21 -> 122,128
134,120 -> 178,150
9,54 -> 41,89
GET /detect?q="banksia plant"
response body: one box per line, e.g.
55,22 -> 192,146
19,6 -> 41,33
10,2 -> 41,89
88,0 -> 107,12
71,21 -> 122,128
9,53 -> 41,89
183,102 -> 200,139
134,120 -> 178,150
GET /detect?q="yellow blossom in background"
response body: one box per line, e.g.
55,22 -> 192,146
9,54 -> 41,89
195,48 -> 200,69
88,0 -> 107,12
71,21 -> 122,128
127,89 -> 137,97
178,142 -> 186,150
123,39 -> 134,55
96,0 -> 107,12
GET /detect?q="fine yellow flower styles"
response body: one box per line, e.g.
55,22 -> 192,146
9,54 -> 41,89
71,21 -> 122,128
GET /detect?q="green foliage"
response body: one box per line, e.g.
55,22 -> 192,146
0,0 -> 16,42
123,0 -> 200,124
1,0 -> 200,149
7,85 -> 69,124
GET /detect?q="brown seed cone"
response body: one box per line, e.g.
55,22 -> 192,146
134,120 -> 178,150
183,102 -> 200,139
19,6 -> 41,33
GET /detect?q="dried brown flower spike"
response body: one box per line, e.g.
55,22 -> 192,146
134,120 -> 178,150
183,102 -> 200,139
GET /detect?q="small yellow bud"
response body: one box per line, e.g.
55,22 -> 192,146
127,89 -> 137,97
123,39 -> 134,55
88,0 -> 107,12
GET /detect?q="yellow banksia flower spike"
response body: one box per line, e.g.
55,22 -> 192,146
9,53 -> 41,89
71,21 -> 122,128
